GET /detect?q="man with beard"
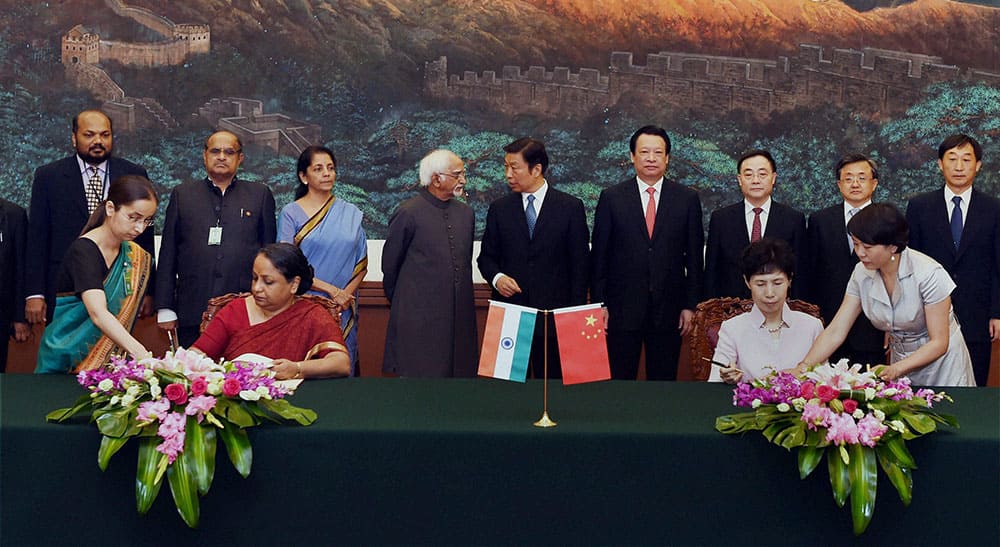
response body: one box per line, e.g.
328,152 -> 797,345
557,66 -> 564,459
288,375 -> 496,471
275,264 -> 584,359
26,110 -> 155,325
155,131 -> 276,347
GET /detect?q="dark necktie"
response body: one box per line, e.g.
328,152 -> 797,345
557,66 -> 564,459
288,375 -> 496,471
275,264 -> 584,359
86,166 -> 103,214
750,207 -> 763,242
950,196 -> 963,250
525,194 -> 537,239
847,207 -> 860,252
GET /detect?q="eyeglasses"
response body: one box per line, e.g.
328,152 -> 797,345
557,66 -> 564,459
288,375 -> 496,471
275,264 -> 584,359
841,176 -> 870,184
207,148 -> 242,157
439,170 -> 466,180
123,212 -> 155,227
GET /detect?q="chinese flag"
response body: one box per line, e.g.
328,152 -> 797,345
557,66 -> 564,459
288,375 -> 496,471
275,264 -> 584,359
552,303 -> 611,385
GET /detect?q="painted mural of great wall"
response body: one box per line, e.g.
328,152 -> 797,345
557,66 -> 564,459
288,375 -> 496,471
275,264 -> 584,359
62,0 -> 319,156
424,45 -> 1000,120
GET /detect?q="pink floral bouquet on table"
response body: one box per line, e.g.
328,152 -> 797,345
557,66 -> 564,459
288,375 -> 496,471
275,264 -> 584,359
715,359 -> 958,536
47,349 -> 317,528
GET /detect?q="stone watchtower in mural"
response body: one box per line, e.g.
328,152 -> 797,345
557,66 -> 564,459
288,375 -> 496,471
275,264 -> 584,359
60,0 -> 211,131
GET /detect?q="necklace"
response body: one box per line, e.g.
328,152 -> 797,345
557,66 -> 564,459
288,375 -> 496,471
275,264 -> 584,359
765,323 -> 784,334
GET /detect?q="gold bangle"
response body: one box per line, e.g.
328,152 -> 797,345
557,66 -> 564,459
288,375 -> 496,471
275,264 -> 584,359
295,361 -> 303,379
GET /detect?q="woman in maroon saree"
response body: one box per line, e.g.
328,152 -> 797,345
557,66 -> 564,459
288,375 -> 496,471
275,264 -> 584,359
193,243 -> 350,379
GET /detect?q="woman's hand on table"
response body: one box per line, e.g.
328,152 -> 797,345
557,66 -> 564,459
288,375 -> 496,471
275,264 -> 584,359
271,358 -> 303,380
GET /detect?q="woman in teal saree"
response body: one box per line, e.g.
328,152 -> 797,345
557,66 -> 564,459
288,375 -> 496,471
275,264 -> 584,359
278,146 -> 367,375
36,176 -> 157,373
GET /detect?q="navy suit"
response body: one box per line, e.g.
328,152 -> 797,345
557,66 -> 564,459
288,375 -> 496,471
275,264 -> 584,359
907,188 -> 1000,386
590,178 -> 703,380
477,186 -> 590,378
704,200 -> 807,300
807,204 -> 885,365
26,156 -> 154,323
0,199 -> 27,371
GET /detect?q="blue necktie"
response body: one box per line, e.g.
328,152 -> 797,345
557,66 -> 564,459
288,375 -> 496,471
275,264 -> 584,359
950,196 -> 963,250
525,195 -> 537,239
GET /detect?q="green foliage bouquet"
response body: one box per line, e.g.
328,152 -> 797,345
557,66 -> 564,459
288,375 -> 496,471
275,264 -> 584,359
47,349 -> 317,528
716,360 -> 957,535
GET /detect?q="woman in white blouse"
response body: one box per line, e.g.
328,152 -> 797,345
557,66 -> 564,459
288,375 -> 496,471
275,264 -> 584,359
713,238 -> 823,383
795,204 -> 975,386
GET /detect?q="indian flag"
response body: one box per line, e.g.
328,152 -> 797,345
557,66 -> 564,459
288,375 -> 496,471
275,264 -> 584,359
478,301 -> 538,382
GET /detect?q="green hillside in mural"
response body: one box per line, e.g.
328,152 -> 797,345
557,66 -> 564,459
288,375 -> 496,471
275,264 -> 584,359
0,0 -> 997,237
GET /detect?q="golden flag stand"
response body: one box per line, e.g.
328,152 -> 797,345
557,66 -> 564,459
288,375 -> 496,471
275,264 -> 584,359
533,309 -> 557,428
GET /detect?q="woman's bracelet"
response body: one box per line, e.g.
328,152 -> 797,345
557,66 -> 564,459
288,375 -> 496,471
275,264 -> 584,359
295,361 -> 303,379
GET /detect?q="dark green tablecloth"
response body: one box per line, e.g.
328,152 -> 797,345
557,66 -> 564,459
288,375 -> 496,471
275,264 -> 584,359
1,374 -> 997,546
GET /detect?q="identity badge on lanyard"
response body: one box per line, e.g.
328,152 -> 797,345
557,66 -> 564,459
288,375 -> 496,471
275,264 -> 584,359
208,220 -> 223,246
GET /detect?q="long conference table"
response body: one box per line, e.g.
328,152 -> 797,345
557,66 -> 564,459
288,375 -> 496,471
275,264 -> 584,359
1,374 -> 997,546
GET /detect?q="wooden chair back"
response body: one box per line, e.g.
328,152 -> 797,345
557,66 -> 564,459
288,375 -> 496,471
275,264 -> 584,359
200,292 -> 342,334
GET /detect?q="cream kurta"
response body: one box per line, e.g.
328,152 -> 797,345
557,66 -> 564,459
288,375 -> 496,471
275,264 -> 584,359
847,248 -> 975,386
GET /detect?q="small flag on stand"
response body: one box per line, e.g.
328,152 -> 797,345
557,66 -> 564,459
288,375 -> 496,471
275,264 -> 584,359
478,301 -> 538,382
553,303 -> 611,385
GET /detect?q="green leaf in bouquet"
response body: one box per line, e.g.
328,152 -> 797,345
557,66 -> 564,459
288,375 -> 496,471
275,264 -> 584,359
46,394 -> 95,422
136,437 -> 166,515
827,446 -> 852,508
184,416 -> 217,496
881,435 -> 917,469
715,412 -> 761,434
797,446 -> 824,479
259,398 -> 318,426
866,399 -> 901,417
218,420 -> 253,478
917,407 -> 960,429
214,398 -> 258,428
168,446 -> 201,528
876,444 -> 914,506
848,444 -> 877,536
899,409 -> 936,435
95,407 -> 133,437
98,435 -> 129,471
762,419 -> 806,449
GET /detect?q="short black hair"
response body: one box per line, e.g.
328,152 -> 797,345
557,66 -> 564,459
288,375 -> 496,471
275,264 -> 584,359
737,149 -> 776,173
503,137 -> 549,174
847,203 -> 908,251
937,134 -> 982,161
834,153 -> 879,180
257,243 -> 315,295
629,125 -> 671,155
740,238 -> 796,281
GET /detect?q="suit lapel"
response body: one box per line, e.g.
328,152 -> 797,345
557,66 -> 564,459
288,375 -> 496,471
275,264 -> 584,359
627,181 -> 652,240
510,194 -> 532,241
957,189 -> 986,260
64,159 -> 89,218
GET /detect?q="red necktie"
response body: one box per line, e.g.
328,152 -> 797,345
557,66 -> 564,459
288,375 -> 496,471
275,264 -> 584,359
750,207 -> 763,242
645,187 -> 656,238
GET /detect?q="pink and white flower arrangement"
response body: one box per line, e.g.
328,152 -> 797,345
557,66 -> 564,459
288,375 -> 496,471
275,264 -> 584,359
48,350 -> 317,528
717,359 -> 957,536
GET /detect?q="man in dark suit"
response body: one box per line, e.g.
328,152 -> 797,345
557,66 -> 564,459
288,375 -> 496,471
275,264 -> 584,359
906,134 -> 1000,386
478,137 -> 590,379
25,110 -> 154,325
807,154 -> 885,366
156,131 -> 276,347
704,149 -> 807,300
1,199 -> 29,371
590,126 -> 704,380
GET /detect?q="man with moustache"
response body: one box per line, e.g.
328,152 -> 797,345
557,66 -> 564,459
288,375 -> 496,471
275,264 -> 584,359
807,154 -> 885,366
704,149 -> 807,300
382,149 -> 478,378
156,131 -> 276,347
907,134 -> 1000,386
477,137 -> 589,379
25,110 -> 155,325
590,125 -> 704,380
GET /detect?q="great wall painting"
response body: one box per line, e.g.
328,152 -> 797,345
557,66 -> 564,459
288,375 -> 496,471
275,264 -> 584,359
1,0 -> 997,237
